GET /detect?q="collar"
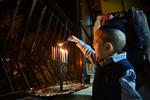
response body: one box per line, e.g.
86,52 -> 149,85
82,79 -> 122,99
111,52 -> 127,62
99,51 -> 127,66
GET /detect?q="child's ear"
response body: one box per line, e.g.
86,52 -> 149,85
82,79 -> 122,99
105,42 -> 113,51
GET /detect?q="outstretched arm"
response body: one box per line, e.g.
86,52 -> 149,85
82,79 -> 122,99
68,35 -> 96,63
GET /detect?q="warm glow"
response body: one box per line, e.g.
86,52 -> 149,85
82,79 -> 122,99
58,41 -> 69,47
60,48 -> 64,52
65,50 -> 68,53
52,46 -> 68,63
58,43 -> 63,46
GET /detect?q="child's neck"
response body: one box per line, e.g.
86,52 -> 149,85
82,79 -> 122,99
99,53 -> 117,66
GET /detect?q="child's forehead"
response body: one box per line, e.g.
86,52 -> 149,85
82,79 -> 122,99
93,30 -> 104,40
94,29 -> 106,37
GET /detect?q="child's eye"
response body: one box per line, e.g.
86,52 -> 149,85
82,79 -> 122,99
93,40 -> 97,45
93,41 -> 96,44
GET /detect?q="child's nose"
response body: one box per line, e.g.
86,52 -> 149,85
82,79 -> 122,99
92,42 -> 95,49
92,43 -> 94,49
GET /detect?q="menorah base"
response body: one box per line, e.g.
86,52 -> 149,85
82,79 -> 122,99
28,81 -> 89,97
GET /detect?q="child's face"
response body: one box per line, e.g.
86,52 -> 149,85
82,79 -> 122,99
93,30 -> 107,61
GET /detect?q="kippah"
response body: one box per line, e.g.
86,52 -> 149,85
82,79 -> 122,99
100,18 -> 125,33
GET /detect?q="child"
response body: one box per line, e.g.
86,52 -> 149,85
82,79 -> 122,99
68,19 -> 142,100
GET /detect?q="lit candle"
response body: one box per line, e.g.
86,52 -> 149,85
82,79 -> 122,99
53,46 -> 55,60
62,49 -> 65,62
52,46 -> 54,60
60,48 -> 63,62
64,49 -> 66,62
56,47 -> 58,60
57,47 -> 60,61
53,42 -> 69,63
65,50 -> 68,63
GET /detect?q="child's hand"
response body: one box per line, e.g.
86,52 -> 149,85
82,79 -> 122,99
68,35 -> 80,44
68,35 -> 95,62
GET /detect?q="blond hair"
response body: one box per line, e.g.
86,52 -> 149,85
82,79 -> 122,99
96,28 -> 126,52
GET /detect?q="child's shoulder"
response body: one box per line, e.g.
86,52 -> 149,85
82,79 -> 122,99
117,59 -> 134,71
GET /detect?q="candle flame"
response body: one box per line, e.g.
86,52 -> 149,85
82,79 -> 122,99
65,50 -> 68,53
58,43 -> 63,46
60,48 -> 64,52
58,41 -> 69,47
